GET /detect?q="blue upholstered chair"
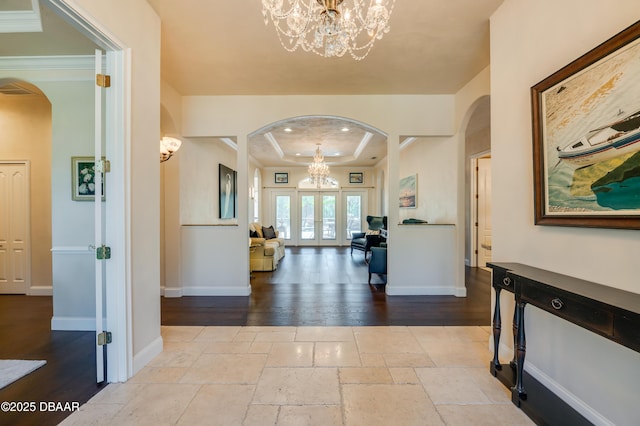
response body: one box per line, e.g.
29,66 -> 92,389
368,246 -> 387,284
350,215 -> 387,260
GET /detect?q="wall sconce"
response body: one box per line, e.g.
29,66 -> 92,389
160,136 -> 182,163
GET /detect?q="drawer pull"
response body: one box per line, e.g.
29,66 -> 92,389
502,277 -> 512,286
551,298 -> 564,310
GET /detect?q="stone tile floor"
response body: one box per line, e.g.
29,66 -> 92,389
61,326 -> 533,425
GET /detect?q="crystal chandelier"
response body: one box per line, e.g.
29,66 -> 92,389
308,144 -> 330,188
261,0 -> 396,60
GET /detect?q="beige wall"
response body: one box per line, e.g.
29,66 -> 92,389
491,1 -> 640,423
0,92 -> 52,291
180,138 -> 238,225
399,137 -> 457,224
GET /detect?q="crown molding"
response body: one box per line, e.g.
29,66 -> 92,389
0,0 -> 42,33
0,55 -> 95,71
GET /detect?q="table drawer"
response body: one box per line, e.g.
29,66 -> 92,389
492,267 -> 515,292
614,312 -> 640,353
520,281 -> 613,336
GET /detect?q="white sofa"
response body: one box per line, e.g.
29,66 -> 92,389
249,222 -> 285,272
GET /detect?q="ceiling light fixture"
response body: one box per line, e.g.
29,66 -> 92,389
160,136 -> 182,163
308,144 -> 330,188
262,0 -> 396,60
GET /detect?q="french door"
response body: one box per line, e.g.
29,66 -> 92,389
299,192 -> 339,246
343,191 -> 366,242
272,190 -> 368,246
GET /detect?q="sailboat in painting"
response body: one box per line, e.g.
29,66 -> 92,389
557,109 -> 640,168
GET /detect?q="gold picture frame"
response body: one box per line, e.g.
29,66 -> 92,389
531,20 -> 640,229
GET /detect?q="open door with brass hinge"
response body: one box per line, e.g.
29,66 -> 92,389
94,49 -> 111,383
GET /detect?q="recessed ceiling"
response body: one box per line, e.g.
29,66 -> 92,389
249,116 -> 387,168
0,1 -> 98,56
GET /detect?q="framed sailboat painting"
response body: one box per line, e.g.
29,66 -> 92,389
531,20 -> 640,229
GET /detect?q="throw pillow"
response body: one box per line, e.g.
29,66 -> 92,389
250,230 -> 259,238
262,225 -> 277,240
365,229 -> 380,236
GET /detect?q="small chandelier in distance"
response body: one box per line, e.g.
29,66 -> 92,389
160,136 -> 182,163
262,0 -> 396,60
308,144 -> 330,188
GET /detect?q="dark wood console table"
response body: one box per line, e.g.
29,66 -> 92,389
487,262 -> 640,424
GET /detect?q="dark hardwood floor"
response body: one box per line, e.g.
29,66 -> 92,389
0,295 -> 104,426
162,247 -> 491,326
1,246 -> 490,425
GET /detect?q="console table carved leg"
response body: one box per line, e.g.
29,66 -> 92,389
491,286 -> 502,375
510,302 -> 519,369
512,301 -> 527,404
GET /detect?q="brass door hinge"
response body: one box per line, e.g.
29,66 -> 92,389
95,159 -> 111,173
97,331 -> 112,346
96,74 -> 111,88
96,245 -> 111,260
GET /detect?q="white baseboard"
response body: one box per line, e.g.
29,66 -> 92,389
488,337 -> 612,426
181,285 -> 251,296
29,285 -> 53,296
161,287 -> 183,298
525,362 -> 612,426
385,285 -> 457,296
132,335 -> 163,377
51,316 -> 95,331
454,287 -> 467,297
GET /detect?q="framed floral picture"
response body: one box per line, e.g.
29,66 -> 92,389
72,157 -> 105,201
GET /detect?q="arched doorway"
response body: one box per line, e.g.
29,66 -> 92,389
463,96 -> 491,268
0,79 -> 51,295
248,115 -> 387,248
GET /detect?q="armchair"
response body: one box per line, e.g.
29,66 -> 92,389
350,215 -> 387,260
368,246 -> 387,284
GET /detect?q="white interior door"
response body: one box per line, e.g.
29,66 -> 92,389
477,157 -> 492,268
94,49 -> 108,383
0,162 -> 30,294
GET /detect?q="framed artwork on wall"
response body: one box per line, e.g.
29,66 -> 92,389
399,174 -> 417,208
219,163 -> 237,219
274,172 -> 288,184
531,20 -> 640,229
71,156 -> 105,201
349,172 -> 363,184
